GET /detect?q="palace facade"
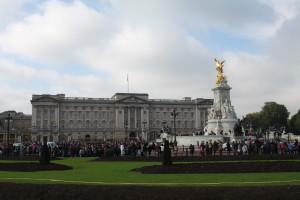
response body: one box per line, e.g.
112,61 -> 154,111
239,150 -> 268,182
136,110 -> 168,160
0,111 -> 32,144
31,93 -> 213,142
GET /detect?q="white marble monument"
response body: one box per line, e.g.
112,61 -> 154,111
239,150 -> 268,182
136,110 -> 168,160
205,59 -> 238,138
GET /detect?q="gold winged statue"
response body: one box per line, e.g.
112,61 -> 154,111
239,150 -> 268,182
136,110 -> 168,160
214,58 -> 226,86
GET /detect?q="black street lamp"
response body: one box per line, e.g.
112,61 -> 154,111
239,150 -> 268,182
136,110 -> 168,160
170,108 -> 179,144
162,121 -> 167,132
124,120 -> 128,139
5,113 -> 13,153
142,120 -> 147,141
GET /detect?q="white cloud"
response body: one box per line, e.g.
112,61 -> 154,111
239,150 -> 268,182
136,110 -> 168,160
0,0 -> 117,65
0,85 -> 32,114
223,14 -> 300,116
0,58 -> 121,114
0,0 -> 34,28
109,0 -> 281,38
0,0 -> 299,118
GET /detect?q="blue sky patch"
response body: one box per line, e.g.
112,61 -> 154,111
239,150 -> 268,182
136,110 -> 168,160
189,28 -> 262,54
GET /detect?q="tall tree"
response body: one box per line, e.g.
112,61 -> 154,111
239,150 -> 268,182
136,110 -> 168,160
242,102 -> 289,132
260,102 -> 289,130
241,112 -> 262,131
290,110 -> 300,134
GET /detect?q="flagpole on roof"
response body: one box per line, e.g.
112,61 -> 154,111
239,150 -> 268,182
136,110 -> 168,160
127,73 -> 129,93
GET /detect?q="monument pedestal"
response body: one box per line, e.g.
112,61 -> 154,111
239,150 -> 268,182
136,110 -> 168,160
206,79 -> 238,139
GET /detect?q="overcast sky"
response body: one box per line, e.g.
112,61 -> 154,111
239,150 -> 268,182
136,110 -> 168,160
0,0 -> 299,117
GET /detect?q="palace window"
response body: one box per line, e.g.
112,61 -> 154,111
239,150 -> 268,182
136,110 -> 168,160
74,112 -> 78,119
43,109 -> 48,118
86,120 -> 90,128
177,120 -> 181,128
69,111 -> 73,119
36,121 -> 41,128
69,120 -> 74,128
93,120 -> 98,128
37,110 -> 41,118
43,120 -> 48,129
102,120 -> 106,127
184,112 -> 187,118
191,112 -> 194,118
60,120 -> 65,128
156,120 -> 160,127
78,120 -> 82,128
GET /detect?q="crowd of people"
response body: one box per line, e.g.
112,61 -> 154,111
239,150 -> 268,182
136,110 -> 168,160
1,138 -> 300,158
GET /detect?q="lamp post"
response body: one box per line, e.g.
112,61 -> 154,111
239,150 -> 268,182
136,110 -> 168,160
51,124 -> 57,142
162,121 -> 167,132
142,120 -> 147,141
124,120 -> 128,140
170,108 -> 179,144
5,113 -> 13,153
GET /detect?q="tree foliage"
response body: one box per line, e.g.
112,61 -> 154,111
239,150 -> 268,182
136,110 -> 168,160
241,112 -> 262,130
241,102 -> 289,131
290,110 -> 300,134
261,102 -> 289,130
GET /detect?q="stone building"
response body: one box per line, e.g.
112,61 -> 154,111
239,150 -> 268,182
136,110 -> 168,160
31,93 -> 213,143
0,111 -> 32,144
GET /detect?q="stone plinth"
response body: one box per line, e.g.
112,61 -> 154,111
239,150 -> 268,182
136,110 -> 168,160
206,80 -> 238,139
175,135 -> 225,146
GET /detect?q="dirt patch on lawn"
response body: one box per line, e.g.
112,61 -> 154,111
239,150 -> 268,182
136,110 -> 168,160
1,183 -> 300,200
0,162 -> 72,172
0,155 -> 40,161
133,161 -> 300,174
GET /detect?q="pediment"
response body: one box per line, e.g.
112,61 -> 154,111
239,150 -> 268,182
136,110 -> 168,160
116,95 -> 148,104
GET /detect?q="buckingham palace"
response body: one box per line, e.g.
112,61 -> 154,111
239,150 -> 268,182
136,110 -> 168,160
31,93 -> 213,142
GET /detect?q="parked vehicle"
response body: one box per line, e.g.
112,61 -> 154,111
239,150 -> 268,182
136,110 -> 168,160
47,142 -> 58,149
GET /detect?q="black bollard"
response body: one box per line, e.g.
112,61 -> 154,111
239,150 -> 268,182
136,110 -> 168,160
163,140 -> 172,166
40,137 -> 50,165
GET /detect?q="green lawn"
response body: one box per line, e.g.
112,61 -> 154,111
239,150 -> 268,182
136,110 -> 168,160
1,158 -> 300,186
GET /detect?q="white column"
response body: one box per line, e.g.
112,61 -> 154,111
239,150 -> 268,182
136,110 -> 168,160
55,104 -> 59,131
195,107 -> 199,129
134,107 -> 137,128
127,107 -> 130,128
141,108 -> 143,125
120,108 -> 124,128
115,109 -> 119,128
48,108 -> 50,129
32,105 -> 37,127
